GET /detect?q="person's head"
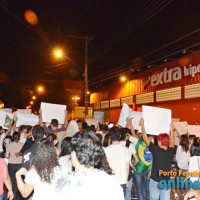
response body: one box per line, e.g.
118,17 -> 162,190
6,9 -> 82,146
71,131 -> 103,170
190,141 -> 200,157
103,126 -> 109,134
32,125 -> 44,143
82,122 -> 88,130
76,120 -> 82,131
3,136 -> 12,152
0,126 -> 3,135
189,135 -> 196,145
109,126 -> 120,142
19,125 -> 27,133
96,133 -> 103,145
35,140 -> 59,183
90,125 -> 96,133
158,133 -> 170,148
60,137 -> 72,157
50,119 -> 58,130
27,126 -> 33,134
103,134 -> 110,147
180,135 -> 189,152
99,124 -> 103,131
13,132 -> 20,142
120,128 -> 131,141
47,133 -> 58,146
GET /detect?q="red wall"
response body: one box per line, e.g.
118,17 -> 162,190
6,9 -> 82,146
109,98 -> 200,125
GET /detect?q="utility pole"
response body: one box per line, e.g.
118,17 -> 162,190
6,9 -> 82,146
68,35 -> 94,116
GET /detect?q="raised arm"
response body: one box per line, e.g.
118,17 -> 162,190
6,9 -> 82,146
64,110 -> 68,129
170,124 -> 175,148
39,109 -> 44,127
140,118 -> 150,146
5,120 -> 13,136
129,118 -> 136,137
4,164 -> 14,200
13,118 -> 18,132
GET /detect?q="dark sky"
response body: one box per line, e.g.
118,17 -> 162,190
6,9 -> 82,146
1,0 -> 200,108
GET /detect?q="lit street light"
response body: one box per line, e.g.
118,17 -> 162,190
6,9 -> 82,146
52,35 -> 93,116
38,86 -> 44,93
120,76 -> 126,82
55,50 -> 62,57
32,96 -> 36,100
30,101 -> 34,105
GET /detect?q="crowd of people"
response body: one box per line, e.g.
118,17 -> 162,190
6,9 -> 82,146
0,110 -> 200,200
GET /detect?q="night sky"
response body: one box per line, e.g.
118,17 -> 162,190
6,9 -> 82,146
1,0 -> 200,109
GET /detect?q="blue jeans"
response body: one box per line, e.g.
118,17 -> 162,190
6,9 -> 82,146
0,193 -> 4,200
125,177 -> 132,200
149,179 -> 170,200
133,171 -> 149,200
121,184 -> 126,198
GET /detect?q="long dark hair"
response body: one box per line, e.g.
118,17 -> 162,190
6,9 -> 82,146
180,135 -> 189,153
60,137 -> 72,157
190,141 -> 200,157
35,140 -> 59,183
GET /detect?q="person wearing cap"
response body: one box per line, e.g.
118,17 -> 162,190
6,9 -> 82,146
39,109 -> 68,136
76,120 -> 82,131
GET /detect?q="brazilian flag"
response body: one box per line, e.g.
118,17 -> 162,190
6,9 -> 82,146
4,115 -> 12,128
134,139 -> 153,173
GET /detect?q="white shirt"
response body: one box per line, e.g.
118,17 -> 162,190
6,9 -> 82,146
129,136 -> 139,147
120,141 -> 136,167
0,133 -> 5,152
56,169 -> 124,200
176,145 -> 190,170
104,144 -> 131,184
120,141 -> 136,155
188,156 -> 200,183
19,133 -> 26,144
58,155 -> 72,177
25,166 -> 60,200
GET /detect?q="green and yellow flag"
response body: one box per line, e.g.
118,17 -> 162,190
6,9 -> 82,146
134,140 -> 153,173
4,115 -> 12,128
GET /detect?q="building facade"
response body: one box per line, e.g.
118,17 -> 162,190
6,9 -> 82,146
90,51 -> 200,124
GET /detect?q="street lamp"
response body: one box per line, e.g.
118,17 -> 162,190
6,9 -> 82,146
52,36 -> 93,116
120,76 -> 126,82
55,50 -> 62,57
72,96 -> 80,107
32,96 -> 36,100
30,101 -> 34,105
37,86 -> 44,93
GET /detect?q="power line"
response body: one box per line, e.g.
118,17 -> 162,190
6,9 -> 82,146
90,0 -> 172,64
89,41 -> 200,86
90,25 -> 200,82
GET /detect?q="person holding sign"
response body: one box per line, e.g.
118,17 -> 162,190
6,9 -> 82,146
39,109 -> 68,136
140,118 -> 175,200
0,121 -> 13,158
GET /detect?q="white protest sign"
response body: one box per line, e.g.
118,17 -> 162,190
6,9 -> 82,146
86,118 -> 100,128
1,108 -> 12,113
130,111 -> 142,130
142,105 -> 171,135
173,121 -> 188,135
15,112 -> 39,127
188,125 -> 200,137
117,103 -> 132,128
41,102 -> 67,124
0,111 -> 13,129
17,109 -> 32,114
94,112 -> 104,124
